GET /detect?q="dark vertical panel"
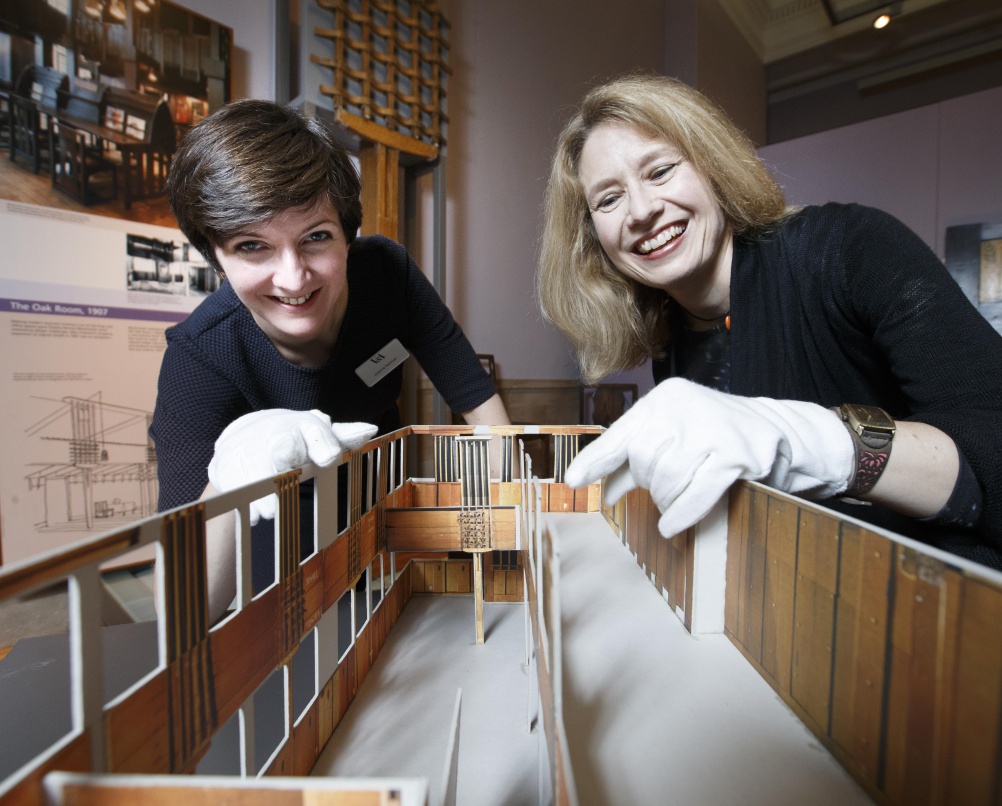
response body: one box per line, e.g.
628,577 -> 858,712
761,495 -> 799,691
740,487 -> 770,663
830,523 -> 891,787
725,484 -> 751,637
946,578 -> 1002,804
790,508 -> 840,734
884,550 -> 962,805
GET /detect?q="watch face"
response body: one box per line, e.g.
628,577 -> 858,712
844,404 -> 895,432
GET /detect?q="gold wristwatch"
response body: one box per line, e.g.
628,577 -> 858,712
840,403 -> 895,496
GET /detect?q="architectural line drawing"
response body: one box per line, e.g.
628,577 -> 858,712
24,391 -> 158,532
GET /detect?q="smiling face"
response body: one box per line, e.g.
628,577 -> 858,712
578,122 -> 733,318
213,196 -> 350,367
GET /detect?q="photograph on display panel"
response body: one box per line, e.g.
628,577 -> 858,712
0,0 -> 231,228
0,1 -> 230,563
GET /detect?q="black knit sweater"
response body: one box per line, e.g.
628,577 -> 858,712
151,235 -> 496,512
656,203 -> 1002,556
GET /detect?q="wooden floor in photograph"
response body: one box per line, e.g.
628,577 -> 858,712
0,154 -> 176,228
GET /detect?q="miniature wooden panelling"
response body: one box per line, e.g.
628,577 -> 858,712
278,471 -> 306,663
161,506 -> 217,773
551,434 -> 578,484
485,550 -> 524,603
434,435 -> 457,482
47,779 -> 406,805
613,487 -> 694,627
725,481 -> 1002,806
0,426 -> 592,804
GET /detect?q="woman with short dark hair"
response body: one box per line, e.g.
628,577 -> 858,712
152,100 -> 509,620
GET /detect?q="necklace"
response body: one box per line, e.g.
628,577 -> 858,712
684,309 -> 731,330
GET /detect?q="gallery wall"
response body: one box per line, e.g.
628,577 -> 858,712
10,0 -> 995,386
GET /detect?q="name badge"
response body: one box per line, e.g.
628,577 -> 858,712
355,338 -> 410,387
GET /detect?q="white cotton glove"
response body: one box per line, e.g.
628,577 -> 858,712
207,409 -> 377,525
564,378 -> 855,538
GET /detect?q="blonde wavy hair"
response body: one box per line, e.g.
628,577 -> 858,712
537,74 -> 788,384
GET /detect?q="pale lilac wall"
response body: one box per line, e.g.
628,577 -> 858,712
758,85 -> 1002,259
439,0 -> 667,382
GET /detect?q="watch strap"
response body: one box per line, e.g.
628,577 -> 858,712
844,424 -> 892,496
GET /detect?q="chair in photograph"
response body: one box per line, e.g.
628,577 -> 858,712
10,64 -> 67,174
50,122 -> 118,205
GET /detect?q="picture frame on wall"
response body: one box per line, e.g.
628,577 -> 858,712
944,222 -> 1002,335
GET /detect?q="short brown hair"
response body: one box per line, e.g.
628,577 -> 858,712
167,100 -> 363,272
537,74 -> 788,383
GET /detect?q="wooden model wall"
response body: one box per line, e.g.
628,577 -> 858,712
601,489 -> 696,630
0,425 -> 599,806
725,482 -> 1002,806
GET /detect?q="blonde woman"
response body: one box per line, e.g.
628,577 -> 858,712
538,74 -> 1002,567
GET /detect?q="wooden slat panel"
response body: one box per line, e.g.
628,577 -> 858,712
672,528 -> 687,616
345,645 -> 358,701
51,783 -> 313,805
105,669 -> 171,773
422,560 -> 445,593
725,484 -> 752,637
829,523 -> 891,786
264,737 -> 295,776
303,573 -> 325,634
211,592 -> 283,724
546,483 -> 576,513
760,495 -> 799,690
324,533 -> 351,609
318,676 -> 335,749
355,628 -> 372,690
293,702 -> 318,776
385,508 -> 517,552
789,507 -> 840,734
333,666 -> 346,730
657,507 -> 671,598
3,733 -> 91,806
411,482 -> 440,507
303,556 -> 323,598
437,483 -> 461,507
359,512 -> 378,573
946,577 -> 1002,804
497,481 -> 521,506
884,550 -> 961,805
446,559 -> 472,593
683,527 -> 695,631
741,486 -> 770,663
622,489 -> 636,556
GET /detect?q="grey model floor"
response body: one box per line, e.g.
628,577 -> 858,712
311,511 -> 873,806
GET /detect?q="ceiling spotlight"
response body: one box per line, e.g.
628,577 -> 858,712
873,13 -> 891,28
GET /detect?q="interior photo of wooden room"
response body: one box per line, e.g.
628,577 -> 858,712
0,0 -> 230,227
1,0 -> 1002,804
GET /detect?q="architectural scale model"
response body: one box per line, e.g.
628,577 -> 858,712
0,423 -> 1001,806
